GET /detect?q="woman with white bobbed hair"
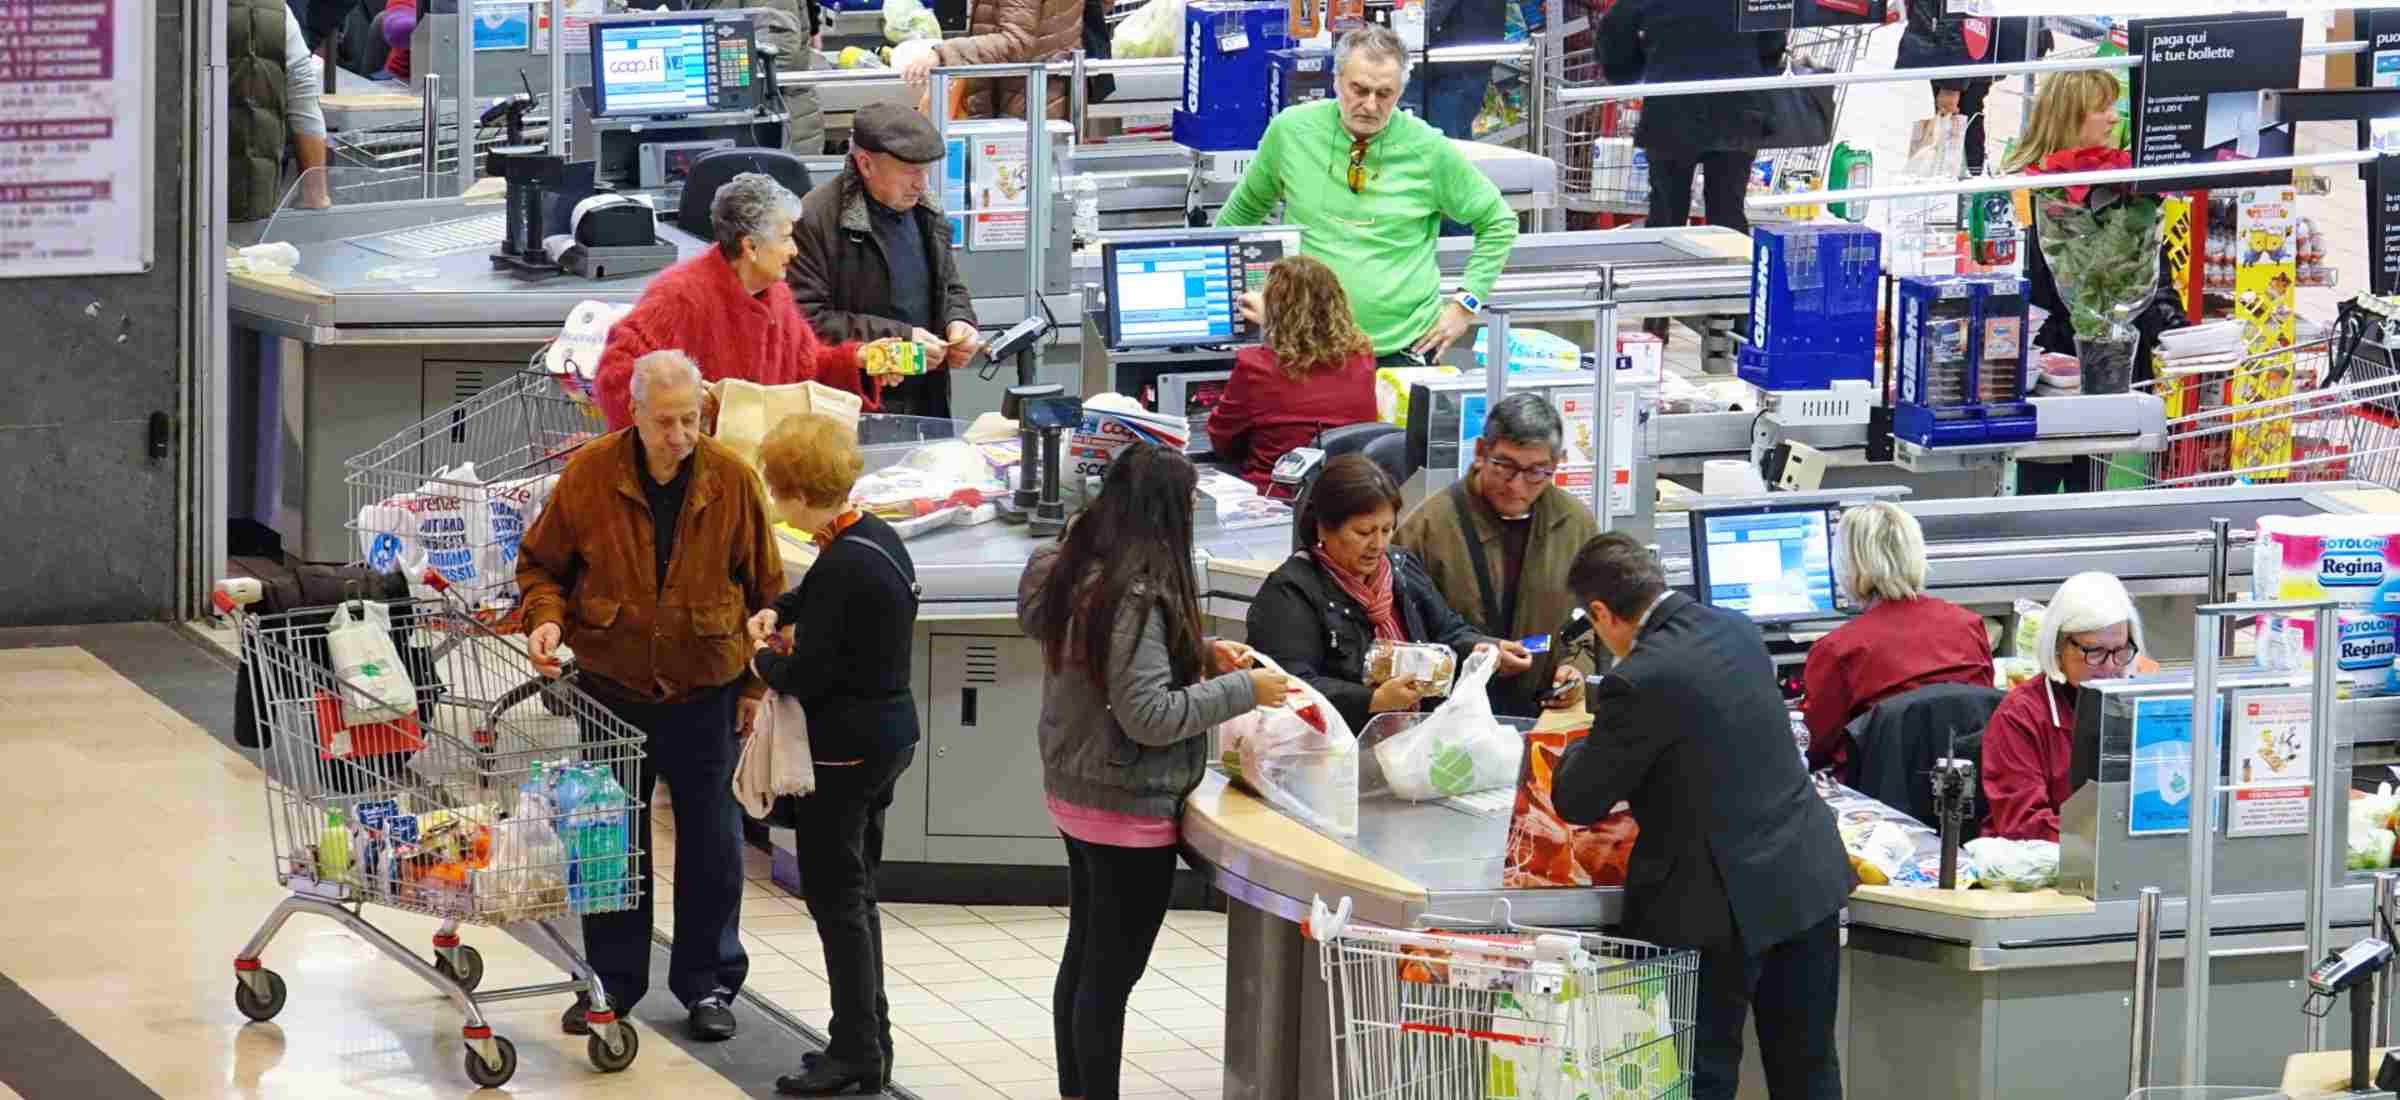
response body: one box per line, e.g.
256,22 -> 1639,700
1800,502 -> 1994,778
1983,571 -> 2160,842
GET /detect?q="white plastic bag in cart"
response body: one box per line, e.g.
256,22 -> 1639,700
1218,654 -> 1359,837
327,599 -> 419,726
484,785 -> 570,921
733,692 -> 817,817
1111,0 -> 1182,59
356,462 -> 489,600
1373,646 -> 1523,802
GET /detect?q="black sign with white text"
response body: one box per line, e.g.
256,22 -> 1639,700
2129,15 -> 2302,194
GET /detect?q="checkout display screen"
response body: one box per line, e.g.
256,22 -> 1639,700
1691,504 -> 1848,624
594,20 -> 730,116
1102,236 -> 1279,349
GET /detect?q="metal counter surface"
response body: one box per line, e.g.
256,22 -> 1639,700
1181,770 -> 1622,932
901,518 -> 1295,616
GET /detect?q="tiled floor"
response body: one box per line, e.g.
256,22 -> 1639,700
651,814 -> 1233,1100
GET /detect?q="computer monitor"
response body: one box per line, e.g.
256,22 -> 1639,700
1689,501 -> 1854,625
589,14 -> 761,118
1100,235 -> 1284,350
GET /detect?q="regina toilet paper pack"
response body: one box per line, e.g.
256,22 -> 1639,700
2257,611 -> 2399,688
2252,514 -> 2400,609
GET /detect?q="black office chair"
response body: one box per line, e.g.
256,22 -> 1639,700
675,149 -> 814,240
1841,682 -> 2007,833
1317,421 -> 1401,459
1362,430 -> 1414,489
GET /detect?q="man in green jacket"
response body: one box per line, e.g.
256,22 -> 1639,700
1395,392 -> 1599,718
1216,24 -> 1517,365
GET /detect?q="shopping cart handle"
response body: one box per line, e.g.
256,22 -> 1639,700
213,578 -> 264,613
1305,895 -> 1353,942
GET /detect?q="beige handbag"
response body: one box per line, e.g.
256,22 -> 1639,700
710,379 -> 863,468
733,692 -> 817,817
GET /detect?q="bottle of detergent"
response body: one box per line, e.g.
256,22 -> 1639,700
319,809 -> 353,883
1829,142 -> 1874,223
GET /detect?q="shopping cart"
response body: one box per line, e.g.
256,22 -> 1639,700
345,365 -> 606,626
217,579 -> 646,1088
1544,14 -> 1877,223
2097,337 -> 2400,490
1308,896 -> 1698,1100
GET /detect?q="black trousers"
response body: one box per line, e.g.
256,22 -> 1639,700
1055,834 -> 1179,1100
1693,911 -> 1844,1100
582,687 -> 748,1013
1648,149 -> 1757,235
2018,457 -> 2094,495
791,746 -> 917,1072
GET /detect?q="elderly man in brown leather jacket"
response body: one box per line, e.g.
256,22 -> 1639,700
517,350 -> 786,1044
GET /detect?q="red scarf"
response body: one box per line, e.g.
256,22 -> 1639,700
1313,548 -> 1404,642
814,509 -> 865,549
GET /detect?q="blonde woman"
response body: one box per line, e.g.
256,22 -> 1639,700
744,414 -> 921,1096
1202,255 -> 1381,490
1799,502 -> 1993,778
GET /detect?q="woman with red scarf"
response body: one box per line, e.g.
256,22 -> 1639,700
1246,455 -> 1533,733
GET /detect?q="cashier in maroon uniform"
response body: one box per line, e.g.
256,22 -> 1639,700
1982,571 -> 2159,842
1799,503 -> 1993,779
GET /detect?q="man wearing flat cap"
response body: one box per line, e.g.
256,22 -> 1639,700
788,102 -> 983,420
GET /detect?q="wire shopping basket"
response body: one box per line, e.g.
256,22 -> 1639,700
2097,338 -> 2400,490
345,367 -> 605,623
1309,896 -> 1698,1100
1544,19 -> 1876,220
218,581 -> 647,1087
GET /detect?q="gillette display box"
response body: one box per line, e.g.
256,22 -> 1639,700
1172,2 -> 1295,151
1270,47 -> 1336,110
1738,224 -> 1880,392
1892,273 -> 2036,447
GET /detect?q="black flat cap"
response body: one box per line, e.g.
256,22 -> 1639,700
851,102 -> 948,164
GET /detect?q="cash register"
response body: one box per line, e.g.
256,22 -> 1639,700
571,12 -> 784,198
1079,228 -> 1297,459
1686,496 -> 1868,693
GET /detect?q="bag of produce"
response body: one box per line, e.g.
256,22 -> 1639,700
2351,827 -> 2396,871
1219,653 -> 1359,837
1818,778 -> 1977,889
1110,0 -> 1184,59
1373,647 -> 1523,801
1963,837 -> 2060,891
1365,639 -> 1459,698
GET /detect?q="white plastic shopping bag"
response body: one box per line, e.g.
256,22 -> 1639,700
1372,646 -> 1524,802
1217,653 -> 1359,837
734,693 -> 817,818
326,599 -> 418,727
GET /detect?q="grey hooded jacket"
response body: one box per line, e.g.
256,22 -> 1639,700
1019,546 -> 1255,820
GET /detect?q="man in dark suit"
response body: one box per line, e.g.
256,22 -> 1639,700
1550,533 -> 1853,1100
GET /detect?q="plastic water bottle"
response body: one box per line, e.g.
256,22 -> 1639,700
1072,175 -> 1100,245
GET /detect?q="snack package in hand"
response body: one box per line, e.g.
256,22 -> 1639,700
862,338 -> 929,378
1365,640 -> 1458,697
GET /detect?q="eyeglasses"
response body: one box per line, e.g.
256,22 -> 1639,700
1485,456 -> 1558,486
2070,639 -> 2140,667
1348,138 -> 1369,195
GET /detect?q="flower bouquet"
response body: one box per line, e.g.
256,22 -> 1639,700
2029,146 -> 2164,394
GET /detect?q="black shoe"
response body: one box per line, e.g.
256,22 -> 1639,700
688,992 -> 737,1041
799,1044 -> 895,1074
562,992 -> 611,1036
775,1058 -> 883,1096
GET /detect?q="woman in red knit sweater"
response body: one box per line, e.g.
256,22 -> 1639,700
1205,256 -> 1381,491
594,172 -> 900,431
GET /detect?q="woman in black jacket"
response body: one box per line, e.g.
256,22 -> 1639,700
745,413 -> 920,1096
1247,455 -> 1531,734
1599,0 -> 1787,235
1897,2 -> 2044,176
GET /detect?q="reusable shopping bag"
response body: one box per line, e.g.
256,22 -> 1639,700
326,599 -> 419,727
734,693 -> 818,817
711,379 -> 863,468
1372,646 -> 1524,802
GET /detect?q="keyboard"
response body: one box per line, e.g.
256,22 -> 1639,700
355,214 -> 507,259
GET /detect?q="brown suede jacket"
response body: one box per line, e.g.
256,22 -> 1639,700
516,429 -> 785,703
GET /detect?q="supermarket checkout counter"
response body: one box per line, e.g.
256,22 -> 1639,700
1175,483 -> 2400,1100
230,210 -> 1749,562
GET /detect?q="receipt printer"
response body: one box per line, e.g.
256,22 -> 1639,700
544,195 -> 678,280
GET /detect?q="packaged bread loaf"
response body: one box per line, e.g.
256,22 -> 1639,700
1365,640 -> 1458,697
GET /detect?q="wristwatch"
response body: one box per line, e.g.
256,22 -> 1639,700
1452,291 -> 1483,316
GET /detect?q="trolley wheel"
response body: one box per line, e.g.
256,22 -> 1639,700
234,969 -> 287,1022
587,1019 -> 640,1073
464,1035 -> 518,1089
436,945 -> 485,992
